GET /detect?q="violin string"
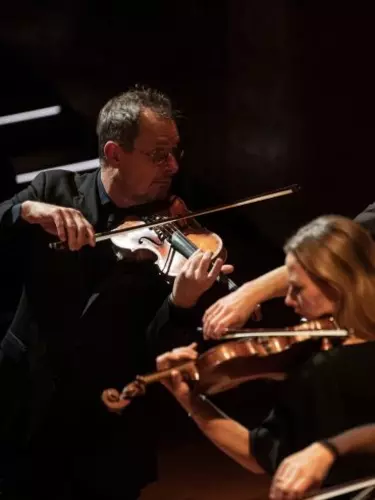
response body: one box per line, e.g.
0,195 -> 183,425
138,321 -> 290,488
168,222 -> 199,252
166,223 -> 235,285
154,219 -> 237,292
161,221 -> 236,287
152,220 -> 195,274
161,244 -> 175,275
161,221 -> 237,292
148,218 -> 176,274
156,219 -> 198,253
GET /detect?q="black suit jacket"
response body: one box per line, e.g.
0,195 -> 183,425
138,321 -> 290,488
0,167 -> 207,362
0,168 -> 202,493
0,169 -> 106,346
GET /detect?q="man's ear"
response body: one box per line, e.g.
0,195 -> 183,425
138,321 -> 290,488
103,141 -> 121,164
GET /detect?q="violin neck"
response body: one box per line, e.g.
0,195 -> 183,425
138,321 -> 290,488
169,231 -> 238,292
170,230 -> 196,257
137,360 -> 195,386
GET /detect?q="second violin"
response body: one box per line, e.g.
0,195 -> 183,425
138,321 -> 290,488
101,317 -> 349,412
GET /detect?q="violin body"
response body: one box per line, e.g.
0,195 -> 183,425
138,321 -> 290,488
194,317 -> 345,395
192,336 -> 325,395
110,196 -> 227,279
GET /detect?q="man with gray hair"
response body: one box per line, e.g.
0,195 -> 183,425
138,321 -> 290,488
0,86 -> 231,499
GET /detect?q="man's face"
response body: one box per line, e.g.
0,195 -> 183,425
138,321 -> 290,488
117,108 -> 180,203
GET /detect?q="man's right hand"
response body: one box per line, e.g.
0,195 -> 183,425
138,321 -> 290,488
21,200 -> 95,250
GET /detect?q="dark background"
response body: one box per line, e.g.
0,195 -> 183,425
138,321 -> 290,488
2,2 -> 375,257
1,0 -> 375,490
2,1 -> 375,266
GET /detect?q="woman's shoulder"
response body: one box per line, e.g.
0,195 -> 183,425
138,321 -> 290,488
316,340 -> 375,363
288,340 -> 375,382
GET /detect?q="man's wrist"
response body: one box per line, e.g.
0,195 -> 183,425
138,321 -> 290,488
20,200 -> 32,222
169,293 -> 197,310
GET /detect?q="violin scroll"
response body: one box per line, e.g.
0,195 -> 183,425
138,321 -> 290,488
101,378 -> 147,412
101,361 -> 198,412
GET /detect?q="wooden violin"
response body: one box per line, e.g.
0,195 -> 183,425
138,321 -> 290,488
101,317 -> 350,412
50,184 -> 299,251
108,194 -> 238,291
49,184 -> 299,298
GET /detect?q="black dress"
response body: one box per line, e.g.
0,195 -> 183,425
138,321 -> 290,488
251,341 -> 375,486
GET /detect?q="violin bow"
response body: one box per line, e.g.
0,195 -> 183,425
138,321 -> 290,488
49,183 -> 300,250
304,476 -> 375,500
199,328 -> 350,340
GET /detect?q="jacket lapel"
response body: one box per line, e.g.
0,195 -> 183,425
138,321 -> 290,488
72,169 -> 101,228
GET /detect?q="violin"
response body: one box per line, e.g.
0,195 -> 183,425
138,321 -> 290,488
49,184 -> 299,297
101,317 -> 350,412
108,194 -> 238,291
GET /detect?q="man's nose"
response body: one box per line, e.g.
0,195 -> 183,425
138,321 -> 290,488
164,154 -> 179,175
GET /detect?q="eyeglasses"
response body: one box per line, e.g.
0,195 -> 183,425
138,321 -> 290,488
136,146 -> 184,165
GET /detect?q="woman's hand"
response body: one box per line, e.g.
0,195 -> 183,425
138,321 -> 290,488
156,343 -> 199,401
202,266 -> 289,339
202,285 -> 260,339
269,443 -> 336,500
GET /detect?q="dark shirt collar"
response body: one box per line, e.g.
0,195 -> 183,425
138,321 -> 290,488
97,168 -> 172,216
97,170 -> 112,206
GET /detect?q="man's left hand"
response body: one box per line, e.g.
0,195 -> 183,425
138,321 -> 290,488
170,249 -> 233,309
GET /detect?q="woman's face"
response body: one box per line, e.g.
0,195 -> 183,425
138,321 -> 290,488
284,253 -> 336,319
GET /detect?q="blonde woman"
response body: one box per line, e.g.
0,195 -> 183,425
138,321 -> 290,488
157,216 -> 375,496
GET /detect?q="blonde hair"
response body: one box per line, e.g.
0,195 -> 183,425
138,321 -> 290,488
284,215 -> 375,340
